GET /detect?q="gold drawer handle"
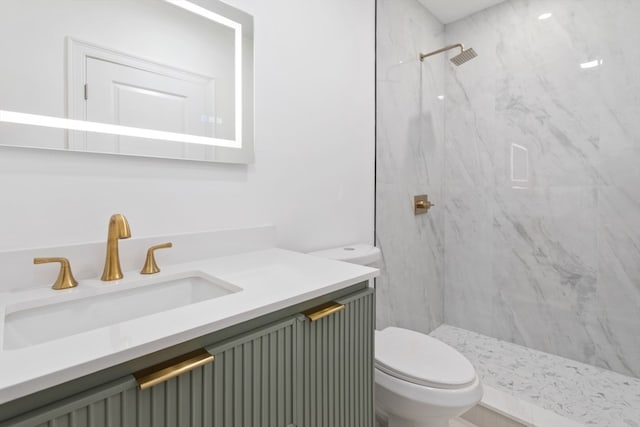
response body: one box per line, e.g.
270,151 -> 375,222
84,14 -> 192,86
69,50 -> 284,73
134,349 -> 214,390
303,302 -> 345,322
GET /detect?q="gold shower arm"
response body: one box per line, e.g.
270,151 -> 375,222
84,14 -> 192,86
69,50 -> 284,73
419,44 -> 464,62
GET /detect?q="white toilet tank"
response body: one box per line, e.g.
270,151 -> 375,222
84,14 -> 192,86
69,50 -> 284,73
309,244 -> 381,268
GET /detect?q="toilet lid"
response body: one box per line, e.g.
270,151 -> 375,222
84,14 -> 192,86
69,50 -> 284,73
375,327 -> 476,389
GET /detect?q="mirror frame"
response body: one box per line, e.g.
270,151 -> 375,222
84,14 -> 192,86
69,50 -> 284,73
0,0 -> 254,164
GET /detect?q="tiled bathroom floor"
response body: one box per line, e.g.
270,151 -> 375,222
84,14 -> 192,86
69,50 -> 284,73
431,325 -> 640,427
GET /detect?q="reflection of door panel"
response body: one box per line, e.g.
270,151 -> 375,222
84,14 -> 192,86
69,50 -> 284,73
85,57 -> 215,157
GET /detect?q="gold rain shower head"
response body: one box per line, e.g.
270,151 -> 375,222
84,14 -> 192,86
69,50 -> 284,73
419,43 -> 478,66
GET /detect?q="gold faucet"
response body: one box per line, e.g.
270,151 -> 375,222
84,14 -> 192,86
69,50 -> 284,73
101,213 -> 131,281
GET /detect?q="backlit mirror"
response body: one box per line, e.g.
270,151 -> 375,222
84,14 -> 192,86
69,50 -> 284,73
0,0 -> 254,163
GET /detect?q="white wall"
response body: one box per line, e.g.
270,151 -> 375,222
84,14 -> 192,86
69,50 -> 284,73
0,0 -> 375,254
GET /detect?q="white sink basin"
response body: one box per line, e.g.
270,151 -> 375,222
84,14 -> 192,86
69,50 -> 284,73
2,272 -> 241,350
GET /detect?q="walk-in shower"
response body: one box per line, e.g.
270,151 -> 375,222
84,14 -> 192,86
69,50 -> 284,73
419,43 -> 477,66
378,0 -> 640,424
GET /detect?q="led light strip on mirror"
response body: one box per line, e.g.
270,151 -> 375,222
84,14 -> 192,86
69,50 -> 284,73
0,110 -> 240,148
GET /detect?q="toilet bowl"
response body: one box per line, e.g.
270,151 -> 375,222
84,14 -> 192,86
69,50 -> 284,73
309,244 -> 483,427
375,327 -> 482,427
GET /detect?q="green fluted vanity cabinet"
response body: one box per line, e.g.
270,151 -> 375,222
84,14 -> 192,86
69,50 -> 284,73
2,318 -> 297,427
0,285 -> 374,427
299,288 -> 375,427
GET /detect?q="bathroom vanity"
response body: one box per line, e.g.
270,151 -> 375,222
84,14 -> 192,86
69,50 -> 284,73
0,237 -> 378,427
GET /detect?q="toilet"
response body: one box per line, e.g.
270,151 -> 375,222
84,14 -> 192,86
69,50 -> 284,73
310,245 -> 482,427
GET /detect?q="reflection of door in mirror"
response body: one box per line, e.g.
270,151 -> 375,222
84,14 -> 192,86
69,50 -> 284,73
68,40 -> 217,159
86,58 -> 213,157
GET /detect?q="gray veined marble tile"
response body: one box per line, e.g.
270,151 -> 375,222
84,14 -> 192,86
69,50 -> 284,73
441,0 -> 640,378
443,187 -> 496,335
376,0 -> 445,334
494,63 -> 602,187
489,187 -> 603,364
595,186 -> 640,377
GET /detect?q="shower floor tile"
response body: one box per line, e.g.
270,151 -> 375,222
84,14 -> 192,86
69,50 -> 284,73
431,324 -> 640,427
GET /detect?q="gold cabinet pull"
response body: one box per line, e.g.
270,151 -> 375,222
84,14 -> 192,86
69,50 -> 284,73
303,302 -> 345,322
140,242 -> 173,275
34,257 -> 78,290
134,349 -> 214,390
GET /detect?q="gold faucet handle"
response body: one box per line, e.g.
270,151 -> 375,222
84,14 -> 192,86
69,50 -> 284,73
140,243 -> 173,275
414,194 -> 435,215
34,257 -> 78,290
416,200 -> 435,209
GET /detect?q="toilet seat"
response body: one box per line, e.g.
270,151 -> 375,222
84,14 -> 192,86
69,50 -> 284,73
375,327 -> 476,390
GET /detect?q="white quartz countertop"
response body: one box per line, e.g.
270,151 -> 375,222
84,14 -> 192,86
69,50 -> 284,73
0,248 -> 378,404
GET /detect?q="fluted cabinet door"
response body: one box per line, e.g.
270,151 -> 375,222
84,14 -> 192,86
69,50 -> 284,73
205,317 -> 297,427
1,317 -> 298,427
300,288 -> 375,427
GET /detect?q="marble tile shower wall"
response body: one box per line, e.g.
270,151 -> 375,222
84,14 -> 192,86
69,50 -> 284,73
443,0 -> 640,377
376,0 -> 446,333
